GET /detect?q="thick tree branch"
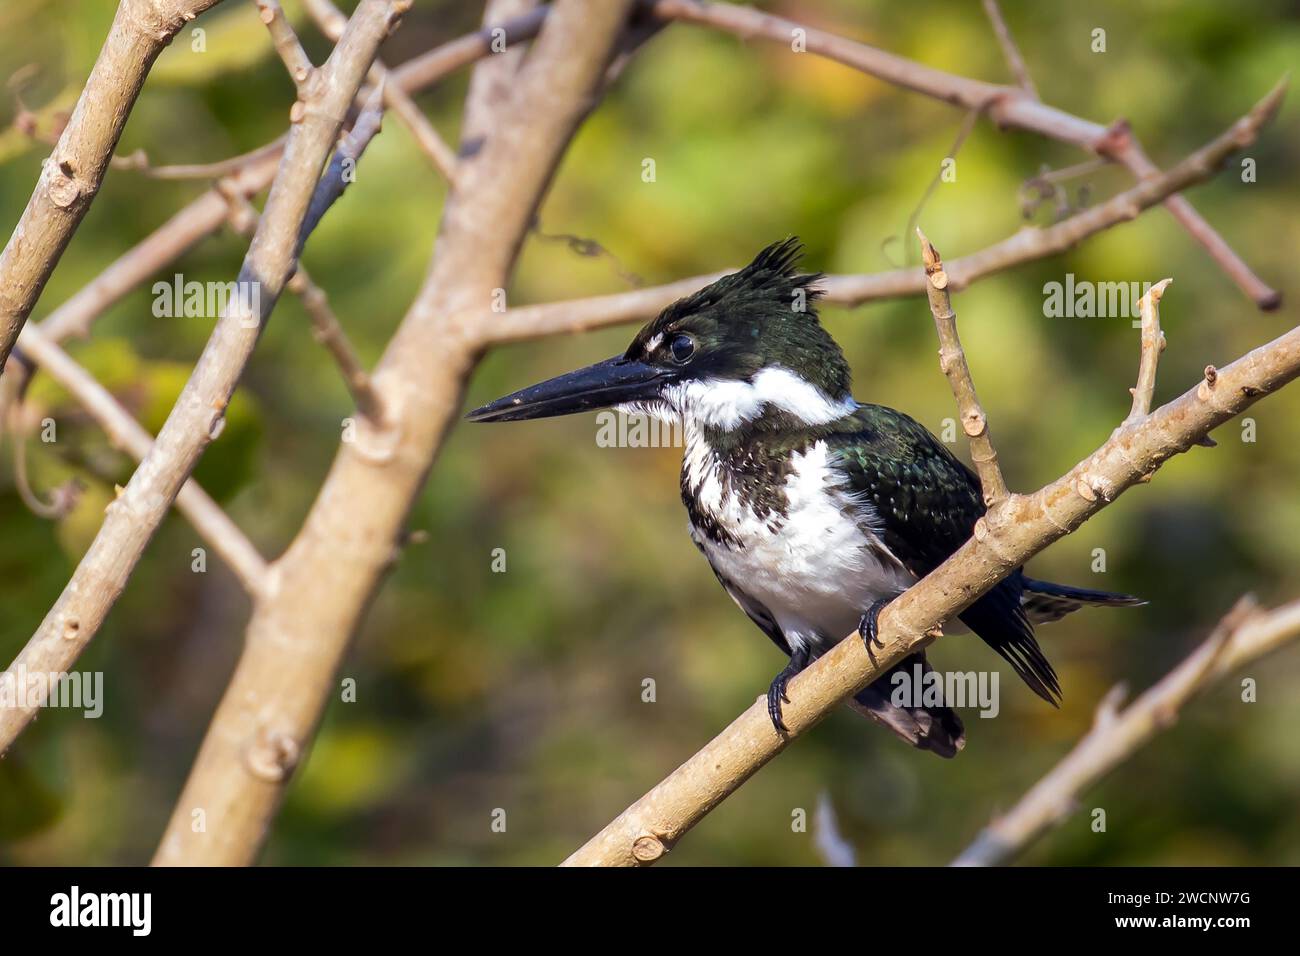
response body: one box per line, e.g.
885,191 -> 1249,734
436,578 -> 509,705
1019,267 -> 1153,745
0,0 -> 228,372
459,0 -> 539,157
485,80 -> 1282,345
0,0 -> 409,755
648,0 -> 1280,309
1,6 -> 550,523
917,228 -> 1008,505
152,0 -> 637,867
562,292 -> 1300,865
953,594 -> 1300,866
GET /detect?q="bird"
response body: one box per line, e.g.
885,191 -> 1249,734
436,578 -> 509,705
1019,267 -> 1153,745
467,238 -> 1143,757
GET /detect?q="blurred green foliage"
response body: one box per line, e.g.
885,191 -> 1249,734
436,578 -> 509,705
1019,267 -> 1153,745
1,0 -> 1298,865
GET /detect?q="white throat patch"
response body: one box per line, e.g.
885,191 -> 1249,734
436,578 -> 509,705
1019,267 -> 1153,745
662,366 -> 856,430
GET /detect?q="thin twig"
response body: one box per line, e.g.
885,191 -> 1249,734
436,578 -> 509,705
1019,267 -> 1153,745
303,0 -> 459,181
883,108 -> 979,269
290,270 -> 385,422
254,0 -> 315,89
981,0 -> 1038,98
917,228 -> 1008,505
484,80 -> 1284,345
952,594 -> 1300,866
223,191 -> 386,423
649,0 -> 1281,309
109,141 -> 287,180
7,409 -> 83,521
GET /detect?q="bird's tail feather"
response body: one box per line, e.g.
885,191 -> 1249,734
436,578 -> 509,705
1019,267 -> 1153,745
1020,577 -> 1146,626
847,652 -> 966,759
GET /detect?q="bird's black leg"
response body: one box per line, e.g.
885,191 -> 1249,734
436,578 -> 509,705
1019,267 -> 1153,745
858,597 -> 893,666
767,644 -> 812,735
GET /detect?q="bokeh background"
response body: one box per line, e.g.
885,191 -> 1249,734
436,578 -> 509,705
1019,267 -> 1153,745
2,0 -> 1299,865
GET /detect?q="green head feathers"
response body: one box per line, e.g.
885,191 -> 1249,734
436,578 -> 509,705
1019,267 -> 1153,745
624,238 -> 851,400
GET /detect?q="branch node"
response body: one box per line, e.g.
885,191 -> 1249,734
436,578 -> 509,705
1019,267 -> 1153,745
632,834 -> 666,862
243,728 -> 302,782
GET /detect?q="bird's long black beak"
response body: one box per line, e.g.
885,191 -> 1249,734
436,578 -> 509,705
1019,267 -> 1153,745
466,356 -> 672,423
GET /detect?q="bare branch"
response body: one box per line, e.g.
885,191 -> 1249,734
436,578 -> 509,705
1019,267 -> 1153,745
485,80 -> 1283,345
112,2 -> 545,186
303,0 -> 459,182
33,9 -> 550,354
648,0 -> 1281,309
0,0 -> 229,372
14,322 -> 269,596
0,0 -> 411,755
460,0 -> 539,156
152,0 -> 637,867
289,269 -> 384,422
35,189 -> 255,345
385,5 -> 547,94
917,228 -> 1008,505
223,192 -> 386,424
561,295 -> 1300,866
110,141 -> 286,180
254,0 -> 314,90
981,0 -> 1038,98
952,594 -> 1300,866
1126,278 -> 1171,423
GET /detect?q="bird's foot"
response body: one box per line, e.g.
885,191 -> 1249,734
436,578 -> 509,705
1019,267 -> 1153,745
766,647 -> 810,735
858,597 -> 893,666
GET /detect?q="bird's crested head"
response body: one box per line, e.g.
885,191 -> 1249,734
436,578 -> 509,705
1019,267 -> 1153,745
467,238 -> 855,431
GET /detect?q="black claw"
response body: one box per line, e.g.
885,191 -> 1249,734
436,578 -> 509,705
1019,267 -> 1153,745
766,646 -> 810,735
766,681 -> 790,734
858,598 -> 892,666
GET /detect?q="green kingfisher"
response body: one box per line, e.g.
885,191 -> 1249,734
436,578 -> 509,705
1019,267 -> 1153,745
468,239 -> 1142,757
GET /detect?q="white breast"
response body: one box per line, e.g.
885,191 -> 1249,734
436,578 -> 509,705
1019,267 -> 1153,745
684,430 -> 915,655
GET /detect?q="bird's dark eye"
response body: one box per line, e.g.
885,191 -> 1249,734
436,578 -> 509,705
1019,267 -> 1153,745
670,333 -> 696,363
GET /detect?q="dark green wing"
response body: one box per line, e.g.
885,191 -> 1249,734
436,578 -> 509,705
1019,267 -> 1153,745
824,404 -> 1061,704
824,405 -> 984,576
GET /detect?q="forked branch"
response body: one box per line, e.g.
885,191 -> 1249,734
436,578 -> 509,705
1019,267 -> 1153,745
953,594 -> 1300,866
0,0 -> 229,371
0,0 -> 411,754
